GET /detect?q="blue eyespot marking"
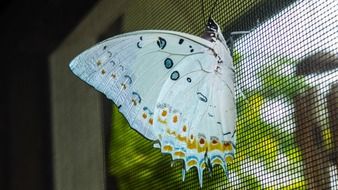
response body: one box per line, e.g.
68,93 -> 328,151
137,36 -> 143,48
157,37 -> 167,49
124,75 -> 133,84
137,42 -> 142,48
110,60 -> 116,66
197,92 -> 207,102
189,45 -> 194,53
170,71 -> 180,80
187,77 -> 191,83
164,58 -> 173,69
143,106 -> 153,115
132,92 -> 141,103
179,39 -> 184,44
107,51 -> 112,57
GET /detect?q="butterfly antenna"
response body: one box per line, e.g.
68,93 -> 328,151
200,0 -> 206,25
208,0 -> 219,19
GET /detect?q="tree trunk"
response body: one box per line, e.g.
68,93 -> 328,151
294,87 -> 331,190
327,83 -> 338,173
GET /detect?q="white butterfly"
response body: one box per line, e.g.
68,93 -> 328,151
69,17 -> 236,187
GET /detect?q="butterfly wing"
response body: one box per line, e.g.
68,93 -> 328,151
69,30 -> 236,186
152,42 -> 236,185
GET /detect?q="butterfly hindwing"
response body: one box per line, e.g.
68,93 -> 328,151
152,51 -> 236,184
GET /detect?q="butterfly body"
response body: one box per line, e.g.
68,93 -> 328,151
69,18 -> 236,187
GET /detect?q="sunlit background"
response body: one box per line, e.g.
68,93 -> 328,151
107,0 -> 338,189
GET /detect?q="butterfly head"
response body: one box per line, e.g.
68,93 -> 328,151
202,17 -> 223,42
206,17 -> 219,32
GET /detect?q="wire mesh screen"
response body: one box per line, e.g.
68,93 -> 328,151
107,0 -> 338,189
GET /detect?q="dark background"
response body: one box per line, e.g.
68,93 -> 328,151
0,1 -> 97,189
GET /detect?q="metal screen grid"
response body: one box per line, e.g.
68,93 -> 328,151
108,0 -> 338,189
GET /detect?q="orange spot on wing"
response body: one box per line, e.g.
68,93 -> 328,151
174,151 -> 185,157
158,117 -> 167,124
225,156 -> 234,163
163,145 -> 173,152
223,142 -> 233,151
187,160 -> 197,167
197,142 -> 207,153
212,158 -> 223,165
199,138 -> 205,145
177,134 -> 186,142
142,113 -> 147,119
172,115 -> 178,123
166,128 -> 176,136
96,60 -> 101,66
161,110 -> 167,117
148,118 -> 153,125
187,136 -> 197,149
182,125 -> 187,132
210,140 -> 222,151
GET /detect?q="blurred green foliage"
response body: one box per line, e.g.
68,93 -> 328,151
258,58 -> 310,100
